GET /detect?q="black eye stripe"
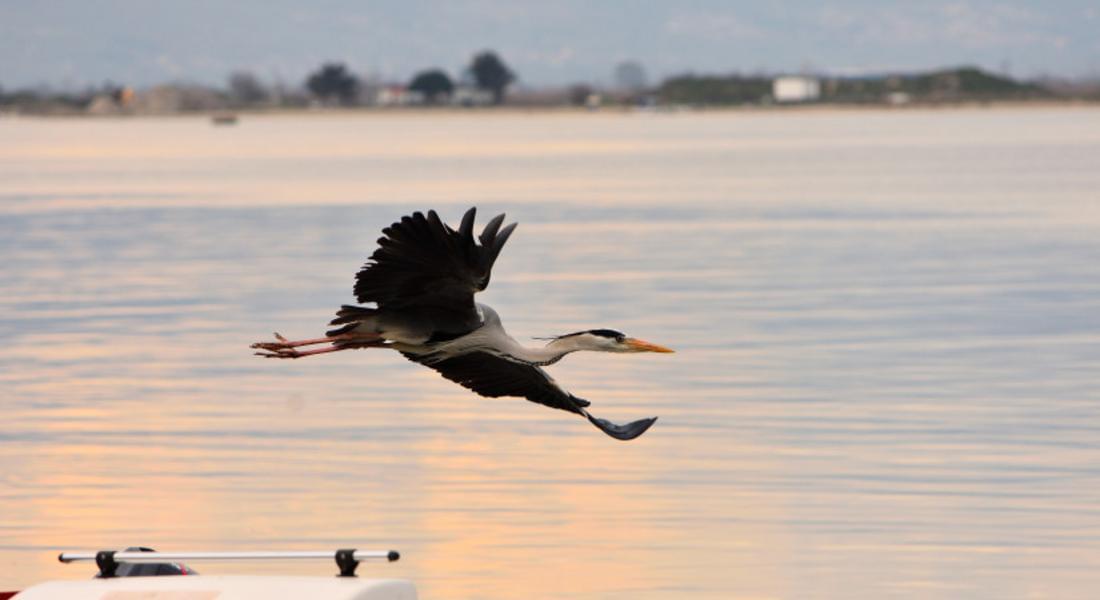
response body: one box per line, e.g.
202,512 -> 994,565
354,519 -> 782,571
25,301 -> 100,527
556,328 -> 625,340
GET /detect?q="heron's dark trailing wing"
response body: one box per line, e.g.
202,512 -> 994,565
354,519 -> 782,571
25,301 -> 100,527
403,351 -> 584,414
354,208 -> 516,314
402,350 -> 657,441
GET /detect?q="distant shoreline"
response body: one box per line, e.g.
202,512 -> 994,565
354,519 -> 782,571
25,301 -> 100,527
3,98 -> 1098,119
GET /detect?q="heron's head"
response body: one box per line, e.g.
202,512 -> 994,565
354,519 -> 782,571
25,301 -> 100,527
547,329 -> 674,353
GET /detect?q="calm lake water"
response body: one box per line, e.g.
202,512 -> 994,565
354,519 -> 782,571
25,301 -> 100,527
2,107 -> 1100,598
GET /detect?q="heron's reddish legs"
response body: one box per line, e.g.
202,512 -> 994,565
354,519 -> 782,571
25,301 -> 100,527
254,345 -> 350,359
250,332 -> 338,351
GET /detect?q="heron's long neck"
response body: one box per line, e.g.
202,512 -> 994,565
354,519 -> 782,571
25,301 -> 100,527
508,336 -> 590,366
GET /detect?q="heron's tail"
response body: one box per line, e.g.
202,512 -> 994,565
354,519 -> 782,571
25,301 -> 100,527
327,305 -> 379,337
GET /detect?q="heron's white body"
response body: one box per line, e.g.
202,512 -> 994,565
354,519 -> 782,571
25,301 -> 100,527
14,575 -> 416,600
396,304 -> 612,367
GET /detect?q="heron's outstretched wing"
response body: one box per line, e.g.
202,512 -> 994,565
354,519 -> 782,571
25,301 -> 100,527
354,208 -> 516,316
403,351 -> 657,441
405,351 -> 583,414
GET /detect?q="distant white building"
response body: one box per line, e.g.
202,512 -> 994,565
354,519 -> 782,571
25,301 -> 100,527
451,86 -> 494,107
374,85 -> 424,106
130,85 -> 226,114
773,76 -> 821,103
886,91 -> 911,106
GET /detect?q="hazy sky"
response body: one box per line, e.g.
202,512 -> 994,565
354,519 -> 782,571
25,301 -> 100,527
3,1 -> 1098,89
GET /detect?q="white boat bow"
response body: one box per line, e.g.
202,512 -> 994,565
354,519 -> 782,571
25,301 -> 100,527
9,548 -> 415,600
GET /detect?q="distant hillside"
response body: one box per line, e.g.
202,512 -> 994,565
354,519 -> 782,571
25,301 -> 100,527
823,67 -> 1051,103
657,67 -> 1053,106
657,74 -> 772,105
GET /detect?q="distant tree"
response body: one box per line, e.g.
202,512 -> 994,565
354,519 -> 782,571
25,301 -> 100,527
469,51 -> 515,105
658,74 -> 771,105
228,71 -> 269,106
306,62 -> 360,105
408,69 -> 454,104
568,84 -> 594,106
613,61 -> 648,92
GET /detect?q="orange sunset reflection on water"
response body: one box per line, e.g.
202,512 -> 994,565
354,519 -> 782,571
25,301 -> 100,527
3,108 -> 1100,598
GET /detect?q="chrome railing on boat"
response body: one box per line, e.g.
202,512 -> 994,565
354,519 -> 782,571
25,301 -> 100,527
58,548 -> 400,578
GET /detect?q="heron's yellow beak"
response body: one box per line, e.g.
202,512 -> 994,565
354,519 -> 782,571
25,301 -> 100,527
623,338 -> 675,353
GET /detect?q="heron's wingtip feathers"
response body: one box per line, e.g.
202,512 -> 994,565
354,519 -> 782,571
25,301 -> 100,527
459,207 -> 477,240
479,213 -> 505,245
490,222 -> 518,259
426,209 -> 445,232
586,414 -> 658,441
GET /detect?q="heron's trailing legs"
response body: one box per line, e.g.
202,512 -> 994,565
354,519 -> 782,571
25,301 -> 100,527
250,332 -> 337,352
254,345 -> 349,359
251,332 -> 385,358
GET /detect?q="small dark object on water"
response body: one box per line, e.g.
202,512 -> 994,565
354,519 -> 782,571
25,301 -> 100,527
211,113 -> 238,126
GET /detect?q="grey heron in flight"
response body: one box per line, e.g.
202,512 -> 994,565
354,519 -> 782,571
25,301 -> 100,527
251,207 -> 673,440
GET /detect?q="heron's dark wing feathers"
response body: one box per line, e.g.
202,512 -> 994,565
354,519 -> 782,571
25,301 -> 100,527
403,351 -> 585,415
402,350 -> 659,440
354,208 -> 516,311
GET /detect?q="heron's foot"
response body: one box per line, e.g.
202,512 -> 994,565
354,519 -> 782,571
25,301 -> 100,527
250,332 -> 292,351
254,346 -> 302,359
253,344 -> 349,359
